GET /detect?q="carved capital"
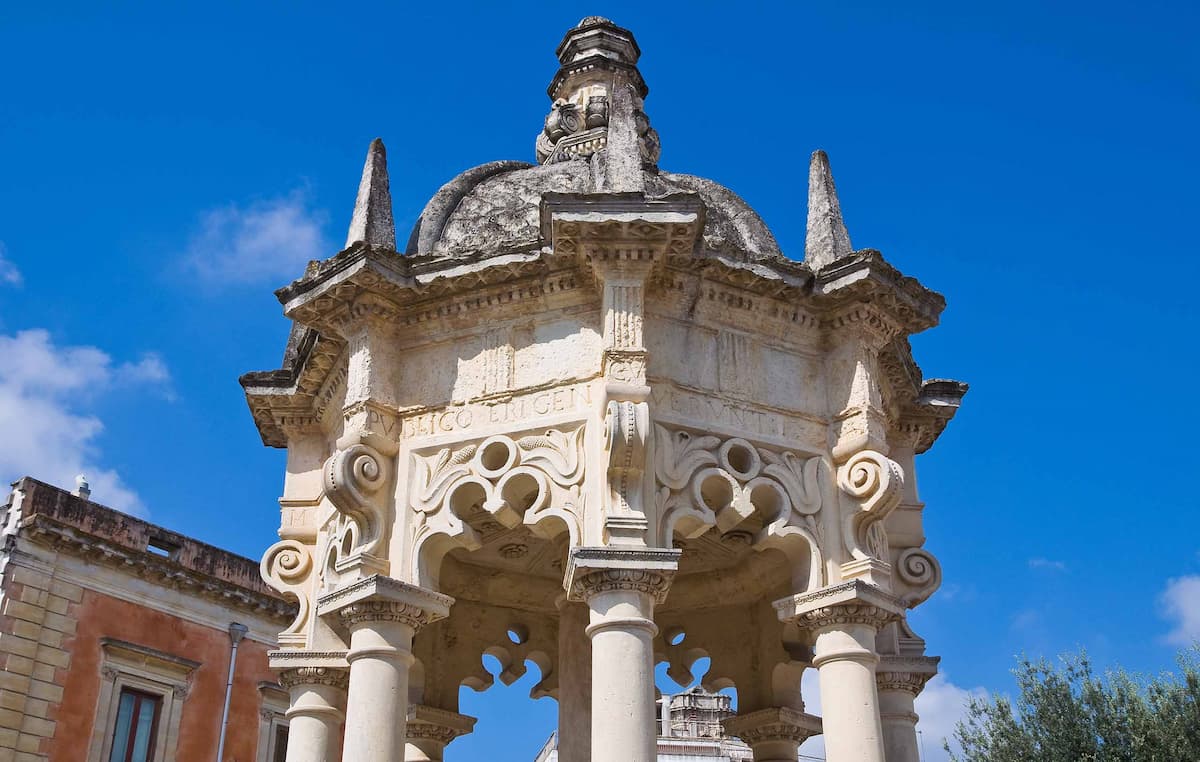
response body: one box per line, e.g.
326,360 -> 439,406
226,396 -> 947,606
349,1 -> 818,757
405,705 -> 477,745
278,666 -> 350,691
317,575 -> 453,633
876,655 -> 940,695
722,707 -> 822,747
774,580 -> 904,632
565,547 -> 679,604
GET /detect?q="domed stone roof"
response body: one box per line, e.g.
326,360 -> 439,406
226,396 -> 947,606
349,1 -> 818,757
404,160 -> 783,264
401,17 -> 783,266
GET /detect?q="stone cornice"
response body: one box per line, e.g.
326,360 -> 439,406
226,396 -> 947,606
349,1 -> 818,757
565,546 -> 681,604
18,512 -> 294,624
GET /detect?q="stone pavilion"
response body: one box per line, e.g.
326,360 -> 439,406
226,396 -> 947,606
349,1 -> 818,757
242,16 -> 966,762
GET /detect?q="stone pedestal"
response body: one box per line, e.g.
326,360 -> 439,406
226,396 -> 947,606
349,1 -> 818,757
876,656 -> 939,762
723,707 -> 822,762
403,704 -> 476,761
317,576 -> 453,762
566,547 -> 679,762
775,581 -> 902,762
277,666 -> 348,762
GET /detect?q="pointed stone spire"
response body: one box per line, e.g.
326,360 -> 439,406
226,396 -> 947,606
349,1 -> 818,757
345,138 -> 396,250
804,150 -> 853,270
604,83 -> 646,193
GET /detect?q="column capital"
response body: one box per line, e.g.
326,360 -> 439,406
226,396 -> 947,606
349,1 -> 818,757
774,579 -> 903,631
406,704 -> 477,745
317,575 -> 454,630
876,655 -> 940,696
278,666 -> 350,691
722,706 -> 823,747
564,546 -> 680,604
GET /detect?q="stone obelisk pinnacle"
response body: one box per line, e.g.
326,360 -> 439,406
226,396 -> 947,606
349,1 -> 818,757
345,138 -> 396,250
804,150 -> 853,270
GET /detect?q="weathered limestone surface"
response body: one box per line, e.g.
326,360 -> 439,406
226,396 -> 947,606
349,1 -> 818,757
242,15 -> 966,762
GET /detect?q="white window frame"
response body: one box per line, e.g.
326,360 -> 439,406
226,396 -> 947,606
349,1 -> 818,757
87,638 -> 200,762
256,682 -> 290,762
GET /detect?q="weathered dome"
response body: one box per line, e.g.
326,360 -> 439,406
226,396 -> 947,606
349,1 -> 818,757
404,159 -> 783,263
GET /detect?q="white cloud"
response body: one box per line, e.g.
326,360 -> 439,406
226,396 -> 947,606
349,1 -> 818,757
0,329 -> 171,516
0,242 -> 22,286
1161,575 -> 1200,646
796,667 -> 984,762
184,190 -> 331,284
1028,557 -> 1067,571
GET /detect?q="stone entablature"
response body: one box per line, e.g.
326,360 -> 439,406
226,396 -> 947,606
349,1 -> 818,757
242,16 -> 965,762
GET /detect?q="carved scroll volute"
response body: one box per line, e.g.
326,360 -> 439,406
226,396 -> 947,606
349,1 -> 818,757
323,441 -> 394,565
836,449 -> 904,564
261,540 -> 314,647
604,399 -> 650,544
895,547 -> 942,608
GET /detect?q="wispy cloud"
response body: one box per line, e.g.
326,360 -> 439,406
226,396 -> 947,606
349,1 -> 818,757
0,329 -> 172,515
0,242 -> 22,286
1028,557 -> 1067,572
183,189 -> 331,285
1161,575 -> 1200,646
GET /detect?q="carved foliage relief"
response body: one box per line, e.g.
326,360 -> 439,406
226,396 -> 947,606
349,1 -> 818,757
653,424 -> 825,577
408,425 -> 586,581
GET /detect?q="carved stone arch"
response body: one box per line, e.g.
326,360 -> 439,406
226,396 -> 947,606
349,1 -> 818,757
408,423 -> 587,590
653,423 -> 827,594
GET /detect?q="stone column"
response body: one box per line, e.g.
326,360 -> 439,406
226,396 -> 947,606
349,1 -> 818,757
278,667 -> 348,762
775,581 -> 902,762
317,576 -> 453,762
565,547 -> 680,762
555,596 -> 592,761
403,705 -> 476,761
723,707 -> 822,762
876,656 -> 939,762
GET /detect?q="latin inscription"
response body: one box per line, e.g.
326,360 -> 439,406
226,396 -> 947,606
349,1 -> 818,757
649,386 -> 824,446
402,384 -> 593,438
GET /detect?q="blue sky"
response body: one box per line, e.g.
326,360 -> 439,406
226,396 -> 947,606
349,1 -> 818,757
2,1 -> 1197,758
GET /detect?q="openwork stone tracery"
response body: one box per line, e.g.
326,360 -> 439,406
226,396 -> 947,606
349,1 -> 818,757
243,16 -> 965,762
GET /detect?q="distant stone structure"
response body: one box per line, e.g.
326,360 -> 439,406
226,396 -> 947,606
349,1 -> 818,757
0,477 -> 294,761
535,688 -> 752,761
243,16 -> 965,762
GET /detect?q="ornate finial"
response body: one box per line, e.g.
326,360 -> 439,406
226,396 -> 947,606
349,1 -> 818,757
536,20 -> 658,167
73,474 -> 91,499
345,138 -> 396,250
804,150 -> 853,270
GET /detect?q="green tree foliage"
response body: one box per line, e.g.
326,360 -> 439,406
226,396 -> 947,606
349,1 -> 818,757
949,649 -> 1200,761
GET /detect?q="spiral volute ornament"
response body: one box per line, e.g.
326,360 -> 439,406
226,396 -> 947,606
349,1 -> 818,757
897,547 -> 942,607
837,450 -> 903,514
264,540 -> 312,584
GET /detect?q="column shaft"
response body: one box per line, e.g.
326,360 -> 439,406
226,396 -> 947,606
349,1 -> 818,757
283,681 -> 346,762
879,688 -> 920,762
587,588 -> 658,762
813,622 -> 886,762
557,599 -> 592,761
341,620 -> 415,762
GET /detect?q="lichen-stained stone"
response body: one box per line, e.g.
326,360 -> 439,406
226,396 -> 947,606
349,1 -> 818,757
241,16 -> 967,762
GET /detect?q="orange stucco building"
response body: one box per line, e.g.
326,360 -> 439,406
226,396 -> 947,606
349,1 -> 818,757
0,477 -> 296,762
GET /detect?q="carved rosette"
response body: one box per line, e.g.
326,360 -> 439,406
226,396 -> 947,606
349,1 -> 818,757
278,666 -> 350,691
896,547 -> 942,608
722,707 -> 822,747
260,539 -> 314,646
836,449 -> 904,562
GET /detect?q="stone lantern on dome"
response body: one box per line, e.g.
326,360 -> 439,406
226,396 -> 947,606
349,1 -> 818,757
242,16 -> 965,762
